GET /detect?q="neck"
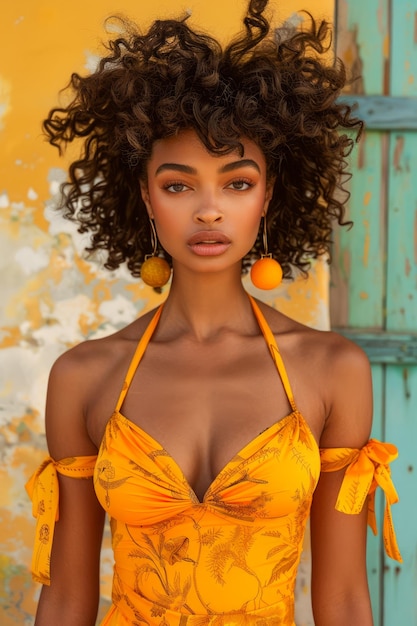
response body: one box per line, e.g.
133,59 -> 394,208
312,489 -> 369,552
160,266 -> 258,341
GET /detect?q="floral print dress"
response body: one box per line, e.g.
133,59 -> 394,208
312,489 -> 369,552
26,296 -> 402,625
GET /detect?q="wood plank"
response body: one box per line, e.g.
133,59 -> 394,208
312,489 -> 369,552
338,95 -> 417,130
386,2 -> 417,332
335,0 -> 390,95
334,4 -> 390,622
334,130 -> 388,328
386,132 -> 417,331
384,5 -> 417,624
367,364 -> 384,626
332,0 -> 389,329
333,330 -> 417,364
384,365 -> 417,625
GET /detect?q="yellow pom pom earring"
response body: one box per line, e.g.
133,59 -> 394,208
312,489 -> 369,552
140,219 -> 171,288
250,216 -> 283,290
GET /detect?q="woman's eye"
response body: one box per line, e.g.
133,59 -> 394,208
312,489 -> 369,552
228,179 -> 253,191
164,182 -> 188,193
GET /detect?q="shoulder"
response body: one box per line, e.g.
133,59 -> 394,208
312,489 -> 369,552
256,299 -> 372,447
49,307 -> 159,384
45,307 -> 160,458
257,297 -> 369,370
47,306 -> 160,420
316,331 -> 373,448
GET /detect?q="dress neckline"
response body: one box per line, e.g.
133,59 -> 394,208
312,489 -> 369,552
114,294 -> 297,415
102,294 -> 318,504
110,407 -> 317,505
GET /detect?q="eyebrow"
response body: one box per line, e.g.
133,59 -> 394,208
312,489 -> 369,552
155,159 -> 261,176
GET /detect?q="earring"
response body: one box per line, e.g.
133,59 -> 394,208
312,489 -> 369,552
250,216 -> 282,290
140,219 -> 171,288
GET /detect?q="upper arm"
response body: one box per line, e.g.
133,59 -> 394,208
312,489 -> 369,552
35,349 -> 105,625
310,337 -> 373,625
45,348 -> 99,458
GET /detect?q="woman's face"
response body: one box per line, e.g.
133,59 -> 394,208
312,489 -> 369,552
140,129 -> 273,278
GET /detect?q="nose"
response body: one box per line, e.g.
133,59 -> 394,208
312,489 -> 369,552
193,190 -> 224,225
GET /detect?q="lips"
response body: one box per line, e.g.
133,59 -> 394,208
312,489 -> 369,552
187,231 -> 231,256
187,231 -> 231,246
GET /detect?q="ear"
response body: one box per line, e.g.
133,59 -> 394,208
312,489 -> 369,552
262,178 -> 275,216
139,178 -> 154,219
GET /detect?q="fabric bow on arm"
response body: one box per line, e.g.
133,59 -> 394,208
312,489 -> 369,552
25,455 -> 97,584
320,439 -> 402,562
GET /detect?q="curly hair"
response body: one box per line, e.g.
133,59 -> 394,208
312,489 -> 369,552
44,0 -> 362,279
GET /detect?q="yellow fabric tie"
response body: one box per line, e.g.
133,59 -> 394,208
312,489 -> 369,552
25,455 -> 97,584
320,439 -> 402,562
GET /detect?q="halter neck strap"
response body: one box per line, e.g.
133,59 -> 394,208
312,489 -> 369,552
115,304 -> 164,412
115,295 -> 297,414
248,295 -> 297,412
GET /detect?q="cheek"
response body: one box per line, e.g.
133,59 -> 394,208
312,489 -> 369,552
150,202 -> 183,252
148,191 -> 174,226
239,196 -> 265,230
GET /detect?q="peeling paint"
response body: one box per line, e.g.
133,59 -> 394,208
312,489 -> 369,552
363,191 -> 372,206
383,34 -> 389,59
363,232 -> 370,268
14,246 -> 50,276
414,209 -> 417,265
0,75 -> 11,130
357,132 -> 366,169
27,188 -> 38,201
339,23 -> 365,95
405,257 -> 411,277
393,136 -> 405,171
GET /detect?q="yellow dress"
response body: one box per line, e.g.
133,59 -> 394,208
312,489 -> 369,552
26,296 -> 402,625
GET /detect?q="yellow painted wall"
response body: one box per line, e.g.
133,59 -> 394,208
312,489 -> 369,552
0,1 -> 332,624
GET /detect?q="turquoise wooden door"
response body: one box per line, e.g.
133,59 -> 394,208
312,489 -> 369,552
333,1 -> 417,624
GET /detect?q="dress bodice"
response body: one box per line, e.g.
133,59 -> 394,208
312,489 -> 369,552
26,296 -> 402,625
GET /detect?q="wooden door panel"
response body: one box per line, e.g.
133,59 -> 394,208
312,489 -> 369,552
386,132 -> 417,332
336,0 -> 390,95
367,364 -> 385,625
331,131 -> 387,328
335,1 -> 417,624
384,365 -> 417,625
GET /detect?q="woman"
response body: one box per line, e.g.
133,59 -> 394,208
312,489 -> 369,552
26,1 -> 401,624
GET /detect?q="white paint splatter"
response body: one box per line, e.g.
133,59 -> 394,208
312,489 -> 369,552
84,51 -> 100,74
0,192 -> 9,208
0,345 -> 52,423
27,188 -> 38,201
99,294 -> 137,325
11,201 -> 25,211
14,246 -> 49,275
46,166 -> 66,197
0,76 -> 11,130
32,294 -> 96,346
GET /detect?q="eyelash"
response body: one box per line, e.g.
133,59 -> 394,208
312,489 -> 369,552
162,178 -> 255,193
162,181 -> 188,193
228,178 -> 254,191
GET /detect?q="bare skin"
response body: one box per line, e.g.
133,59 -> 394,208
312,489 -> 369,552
36,131 -> 373,626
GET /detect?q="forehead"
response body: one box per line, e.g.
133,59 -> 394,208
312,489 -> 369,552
148,129 -> 267,168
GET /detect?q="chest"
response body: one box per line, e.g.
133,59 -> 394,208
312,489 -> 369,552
88,334 -> 323,500
123,336 -> 290,436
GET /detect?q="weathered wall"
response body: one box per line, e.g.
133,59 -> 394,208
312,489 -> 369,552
0,1 -> 332,624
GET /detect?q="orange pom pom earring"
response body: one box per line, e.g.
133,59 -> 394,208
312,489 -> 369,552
250,216 -> 282,290
140,219 -> 171,288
